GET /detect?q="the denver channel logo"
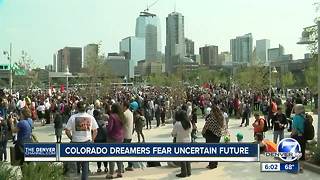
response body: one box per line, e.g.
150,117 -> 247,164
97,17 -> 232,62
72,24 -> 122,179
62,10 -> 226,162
265,138 -> 302,162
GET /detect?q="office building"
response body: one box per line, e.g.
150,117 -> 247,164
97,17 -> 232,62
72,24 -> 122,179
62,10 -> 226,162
136,11 -> 161,61
185,38 -> 196,61
52,54 -> 57,72
84,44 -> 98,67
165,12 -> 186,73
268,44 -> 284,62
135,60 -> 162,76
120,36 -> 145,78
256,39 -> 270,63
106,55 -> 129,78
199,45 -> 219,65
219,51 -> 232,65
56,47 -> 82,73
230,33 -> 253,64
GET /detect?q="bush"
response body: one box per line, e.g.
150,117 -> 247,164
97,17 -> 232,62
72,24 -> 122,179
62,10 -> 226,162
0,162 -> 18,180
21,162 -> 64,180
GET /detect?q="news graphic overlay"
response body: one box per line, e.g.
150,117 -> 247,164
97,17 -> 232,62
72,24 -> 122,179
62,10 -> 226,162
261,162 -> 299,172
24,143 -> 57,161
25,143 -> 259,162
262,138 -> 301,173
265,138 -> 302,162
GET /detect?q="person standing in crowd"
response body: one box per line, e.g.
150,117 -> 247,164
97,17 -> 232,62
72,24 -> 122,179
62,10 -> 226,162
53,107 -> 63,143
285,98 -> 294,132
12,107 -> 33,166
44,99 -> 51,124
155,103 -> 161,127
268,98 -> 278,130
123,102 -> 134,171
93,109 -> 108,173
291,104 -> 306,172
202,104 -> 224,169
144,101 -> 152,129
271,107 -> 287,144
36,102 -> 46,126
106,103 -> 125,179
191,107 -> 198,142
261,98 -> 269,125
0,116 -> 9,161
160,105 -> 166,126
240,101 -> 250,127
252,113 -> 265,139
172,104 -> 192,178
65,101 -> 98,180
223,108 -> 229,130
134,109 -> 146,143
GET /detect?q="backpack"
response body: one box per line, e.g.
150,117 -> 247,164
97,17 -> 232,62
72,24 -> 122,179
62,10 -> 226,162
139,116 -> 146,127
258,118 -> 268,132
303,114 -> 314,140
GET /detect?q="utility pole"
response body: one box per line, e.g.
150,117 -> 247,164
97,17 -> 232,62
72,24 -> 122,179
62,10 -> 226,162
317,20 -> 320,145
9,43 -> 12,95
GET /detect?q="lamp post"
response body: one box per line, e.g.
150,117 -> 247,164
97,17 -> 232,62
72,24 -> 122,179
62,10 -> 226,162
64,66 -> 71,105
297,21 -> 320,145
3,43 -> 13,94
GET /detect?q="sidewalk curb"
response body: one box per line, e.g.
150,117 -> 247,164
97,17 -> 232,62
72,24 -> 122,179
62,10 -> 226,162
301,161 -> 320,174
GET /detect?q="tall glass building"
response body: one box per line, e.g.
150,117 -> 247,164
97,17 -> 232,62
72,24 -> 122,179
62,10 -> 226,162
119,36 -> 145,78
165,12 -> 186,73
230,33 -> 253,64
135,11 -> 161,61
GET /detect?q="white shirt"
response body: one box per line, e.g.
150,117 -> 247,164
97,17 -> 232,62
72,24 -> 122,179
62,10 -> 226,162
66,112 -> 98,142
187,105 -> 192,118
171,121 -> 192,143
223,112 -> 229,127
123,109 -> 134,140
37,105 -> 45,113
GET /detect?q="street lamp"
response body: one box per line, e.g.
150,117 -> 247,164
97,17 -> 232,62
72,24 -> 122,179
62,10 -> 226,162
297,21 -> 320,146
64,66 -> 71,105
3,43 -> 13,94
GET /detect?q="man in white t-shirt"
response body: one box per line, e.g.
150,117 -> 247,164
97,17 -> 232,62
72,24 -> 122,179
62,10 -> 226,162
123,101 -> 134,171
65,101 -> 98,180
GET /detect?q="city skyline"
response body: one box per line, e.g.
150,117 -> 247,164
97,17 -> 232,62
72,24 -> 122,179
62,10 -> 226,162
0,0 -> 317,67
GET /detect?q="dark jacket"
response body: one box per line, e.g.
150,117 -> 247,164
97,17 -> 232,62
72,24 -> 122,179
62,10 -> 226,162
54,113 -> 63,129
271,112 -> 288,131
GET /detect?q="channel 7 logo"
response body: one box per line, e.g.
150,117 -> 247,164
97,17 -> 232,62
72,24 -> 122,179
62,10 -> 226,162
265,138 -> 302,162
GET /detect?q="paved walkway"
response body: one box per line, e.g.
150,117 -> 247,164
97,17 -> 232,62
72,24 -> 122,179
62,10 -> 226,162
5,114 -> 319,179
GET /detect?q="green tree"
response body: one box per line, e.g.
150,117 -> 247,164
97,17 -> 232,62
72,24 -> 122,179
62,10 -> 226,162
305,55 -> 318,91
281,72 -> 296,89
82,43 -> 116,101
234,66 -> 270,90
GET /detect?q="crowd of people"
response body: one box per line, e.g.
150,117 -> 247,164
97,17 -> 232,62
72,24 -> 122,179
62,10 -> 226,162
0,84 -> 316,179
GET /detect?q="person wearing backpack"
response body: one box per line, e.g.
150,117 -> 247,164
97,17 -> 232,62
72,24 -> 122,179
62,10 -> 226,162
252,113 -> 265,139
134,109 -> 145,143
291,104 -> 311,173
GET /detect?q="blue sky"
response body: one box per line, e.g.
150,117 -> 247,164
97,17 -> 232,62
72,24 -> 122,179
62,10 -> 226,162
0,0 -> 317,67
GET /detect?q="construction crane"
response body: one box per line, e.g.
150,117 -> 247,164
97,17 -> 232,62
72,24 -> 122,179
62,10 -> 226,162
144,0 -> 160,12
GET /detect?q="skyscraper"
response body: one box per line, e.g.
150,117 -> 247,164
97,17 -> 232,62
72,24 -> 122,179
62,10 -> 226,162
136,11 -> 161,61
56,47 -> 82,73
199,45 -> 219,65
268,44 -> 284,62
120,36 -> 145,78
84,43 -> 98,67
230,33 -> 253,64
256,39 -> 270,63
165,12 -> 186,73
185,38 -> 195,60
53,54 -> 57,72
